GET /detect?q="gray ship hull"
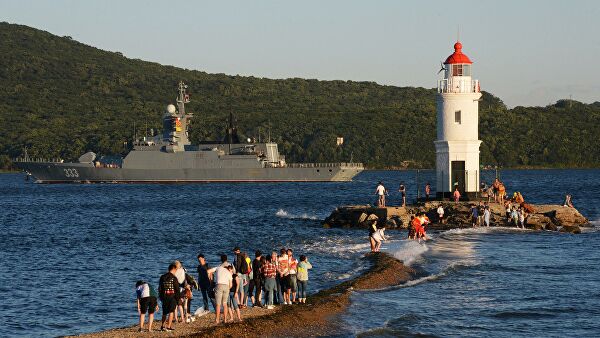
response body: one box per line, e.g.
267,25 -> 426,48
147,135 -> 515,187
16,161 -> 362,183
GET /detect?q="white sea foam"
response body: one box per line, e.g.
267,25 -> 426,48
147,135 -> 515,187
386,240 -> 429,266
275,208 -> 319,220
441,226 -> 531,237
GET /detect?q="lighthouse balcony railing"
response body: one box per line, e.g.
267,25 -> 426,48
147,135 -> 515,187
438,79 -> 480,94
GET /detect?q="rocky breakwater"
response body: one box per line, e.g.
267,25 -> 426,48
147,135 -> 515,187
323,202 -> 589,234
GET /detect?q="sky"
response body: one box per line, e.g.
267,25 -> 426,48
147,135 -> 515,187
2,0 -> 599,107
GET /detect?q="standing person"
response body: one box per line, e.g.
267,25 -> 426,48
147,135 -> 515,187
484,205 -> 491,227
296,255 -> 312,304
135,280 -> 159,332
287,249 -> 298,304
399,182 -> 406,206
196,254 -> 212,312
453,187 -> 461,203
375,182 -> 387,207
173,261 -> 186,323
271,251 -> 282,305
243,253 -> 252,308
158,263 -> 180,332
477,202 -> 485,227
232,247 -> 248,309
437,205 -> 445,224
261,255 -> 277,310
213,256 -> 232,324
518,208 -> 526,229
492,178 -> 500,202
511,207 -> 519,228
226,265 -> 242,322
183,272 -> 198,322
424,182 -> 431,201
371,227 -> 388,252
251,251 -> 264,307
277,248 -> 291,305
470,205 -> 479,227
368,220 -> 378,252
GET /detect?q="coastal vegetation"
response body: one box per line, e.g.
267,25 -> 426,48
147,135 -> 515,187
1,22 -> 599,169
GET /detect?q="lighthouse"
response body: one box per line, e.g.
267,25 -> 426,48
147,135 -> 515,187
434,41 -> 482,199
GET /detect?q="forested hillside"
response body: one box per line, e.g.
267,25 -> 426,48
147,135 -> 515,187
1,22 -> 598,169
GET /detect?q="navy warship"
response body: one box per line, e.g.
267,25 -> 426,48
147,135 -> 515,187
15,82 -> 363,183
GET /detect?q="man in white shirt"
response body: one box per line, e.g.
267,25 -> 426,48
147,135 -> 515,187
213,255 -> 232,324
375,182 -> 387,207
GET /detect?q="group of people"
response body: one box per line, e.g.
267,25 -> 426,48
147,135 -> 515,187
134,247 -> 313,332
375,181 -> 412,207
469,202 -> 492,227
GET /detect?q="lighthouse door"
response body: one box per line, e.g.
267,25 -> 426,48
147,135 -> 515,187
451,161 -> 466,194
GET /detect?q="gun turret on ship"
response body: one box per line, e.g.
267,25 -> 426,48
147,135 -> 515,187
14,82 -> 363,183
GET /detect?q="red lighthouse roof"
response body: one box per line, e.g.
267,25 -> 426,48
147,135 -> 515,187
444,42 -> 472,65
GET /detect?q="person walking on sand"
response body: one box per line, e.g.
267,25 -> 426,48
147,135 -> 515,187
453,187 -> 461,203
399,182 -> 407,206
425,182 -> 431,201
375,181 -> 387,207
159,263 -> 180,332
136,280 -> 159,332
261,255 -> 277,310
213,256 -> 232,324
296,255 -> 312,304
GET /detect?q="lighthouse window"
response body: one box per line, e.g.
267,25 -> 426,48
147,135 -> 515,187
451,64 -> 471,76
455,110 -> 462,124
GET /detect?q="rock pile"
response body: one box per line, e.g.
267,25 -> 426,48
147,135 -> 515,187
323,202 -> 589,233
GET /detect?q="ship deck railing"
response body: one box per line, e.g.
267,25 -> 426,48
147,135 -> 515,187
281,162 -> 364,169
13,157 -> 64,163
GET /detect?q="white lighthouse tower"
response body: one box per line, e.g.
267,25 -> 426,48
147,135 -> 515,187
434,41 -> 482,199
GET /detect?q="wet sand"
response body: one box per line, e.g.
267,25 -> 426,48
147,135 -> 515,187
73,253 -> 415,338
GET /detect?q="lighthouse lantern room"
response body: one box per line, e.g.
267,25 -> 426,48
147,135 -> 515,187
434,41 -> 482,199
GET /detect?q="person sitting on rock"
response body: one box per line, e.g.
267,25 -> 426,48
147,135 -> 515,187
563,194 -> 574,208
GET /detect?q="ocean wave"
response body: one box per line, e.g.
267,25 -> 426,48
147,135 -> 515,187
275,208 -> 319,220
439,226 -> 532,238
388,240 -> 429,266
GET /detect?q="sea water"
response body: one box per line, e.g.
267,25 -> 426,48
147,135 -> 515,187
0,170 -> 598,337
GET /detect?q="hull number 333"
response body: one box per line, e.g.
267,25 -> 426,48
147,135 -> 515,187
63,168 -> 79,178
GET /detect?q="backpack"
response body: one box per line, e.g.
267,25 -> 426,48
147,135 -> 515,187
239,257 -> 249,274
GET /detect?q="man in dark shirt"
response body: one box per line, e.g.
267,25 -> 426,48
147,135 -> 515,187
251,251 -> 264,307
159,263 -> 180,331
196,254 -> 213,311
